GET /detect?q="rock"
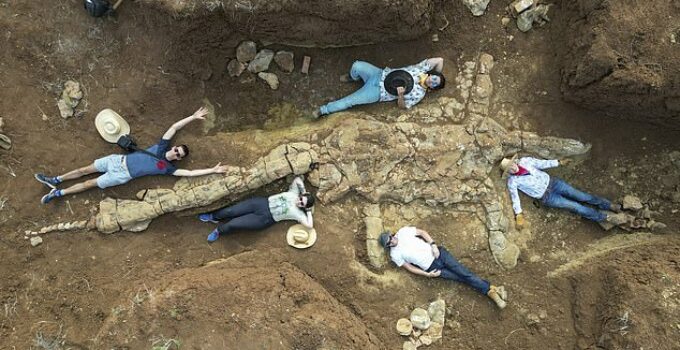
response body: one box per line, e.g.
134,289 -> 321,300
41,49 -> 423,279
57,99 -> 74,119
622,195 -> 643,211
462,0 -> 491,16
423,322 -> 443,340
431,33 -> 439,42
248,49 -> 275,73
517,10 -> 534,32
0,134 -> 11,150
510,0 -> 534,16
396,318 -> 413,336
410,308 -> 431,330
30,236 -> 43,247
274,51 -> 295,73
502,17 -> 511,27
258,72 -> 279,90
489,231 -> 520,269
0,117 -> 4,132
403,341 -> 418,350
62,80 -> 83,104
236,41 -> 257,63
427,299 -> 446,325
419,335 -> 432,346
478,53 -> 494,74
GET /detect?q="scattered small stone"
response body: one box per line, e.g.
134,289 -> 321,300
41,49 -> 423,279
0,133 -> 11,150
396,318 -> 413,336
403,341 -> 417,350
227,59 -> 246,77
0,117 -> 4,132
248,49 -> 275,73
257,72 -> 279,90
501,17 -> 511,26
236,41 -> 257,63
274,51 -> 295,73
301,56 -> 311,74
419,335 -> 432,346
410,308 -> 431,330
529,254 -> 542,263
539,309 -> 547,319
622,195 -> 643,211
424,322 -> 443,340
30,236 -> 43,247
431,33 -> 439,42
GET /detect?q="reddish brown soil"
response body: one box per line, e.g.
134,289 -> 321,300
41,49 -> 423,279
1,1 -> 680,349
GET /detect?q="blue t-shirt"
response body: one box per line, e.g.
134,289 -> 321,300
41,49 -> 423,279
125,138 -> 177,178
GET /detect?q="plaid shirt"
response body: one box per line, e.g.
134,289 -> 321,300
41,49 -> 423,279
507,157 -> 559,214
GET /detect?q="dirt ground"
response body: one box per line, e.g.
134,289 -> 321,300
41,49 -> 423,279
1,0 -> 680,349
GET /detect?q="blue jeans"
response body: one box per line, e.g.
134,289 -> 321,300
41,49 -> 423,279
320,61 -> 382,115
426,247 -> 491,295
212,197 -> 276,235
540,178 -> 610,222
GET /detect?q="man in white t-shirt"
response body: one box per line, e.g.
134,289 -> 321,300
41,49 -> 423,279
379,226 -> 508,309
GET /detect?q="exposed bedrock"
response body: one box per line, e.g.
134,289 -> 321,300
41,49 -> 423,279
560,0 -> 680,126
141,0 -> 433,47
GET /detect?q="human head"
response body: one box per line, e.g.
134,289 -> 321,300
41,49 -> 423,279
426,72 -> 446,90
379,231 -> 397,249
165,144 -> 189,161
297,192 -> 315,210
500,156 -> 519,175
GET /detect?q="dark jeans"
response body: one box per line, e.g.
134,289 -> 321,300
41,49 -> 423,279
212,197 -> 276,235
426,247 -> 491,295
540,178 -> 610,222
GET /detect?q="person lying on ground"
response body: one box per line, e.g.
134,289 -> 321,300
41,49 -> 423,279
500,155 -> 626,229
379,227 -> 508,309
35,107 -> 229,204
198,176 -> 314,243
313,57 -> 446,118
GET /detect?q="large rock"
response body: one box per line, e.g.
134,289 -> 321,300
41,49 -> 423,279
461,0 -> 491,16
236,41 -> 257,63
227,59 -> 246,77
274,51 -> 295,73
258,72 -> 279,90
410,308 -> 431,330
248,49 -> 275,73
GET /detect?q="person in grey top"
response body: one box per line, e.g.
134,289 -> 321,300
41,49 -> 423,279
199,176 -> 314,242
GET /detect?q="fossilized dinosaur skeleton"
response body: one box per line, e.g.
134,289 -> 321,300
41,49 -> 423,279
26,53 -> 592,269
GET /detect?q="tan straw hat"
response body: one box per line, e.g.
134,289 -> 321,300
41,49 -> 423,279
499,154 -> 519,172
95,109 -> 130,143
286,224 -> 317,249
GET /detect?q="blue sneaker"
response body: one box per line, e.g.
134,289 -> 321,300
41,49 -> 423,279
198,213 -> 218,223
207,229 -> 220,242
41,189 -> 59,204
34,174 -> 60,189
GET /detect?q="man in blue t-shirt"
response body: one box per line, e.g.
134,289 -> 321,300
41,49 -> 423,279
35,107 -> 229,204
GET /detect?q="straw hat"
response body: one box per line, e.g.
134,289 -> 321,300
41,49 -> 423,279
95,109 -> 130,143
286,224 -> 317,249
499,154 -> 519,172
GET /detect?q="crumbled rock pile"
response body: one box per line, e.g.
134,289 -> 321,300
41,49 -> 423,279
396,299 -> 446,349
57,80 -> 83,119
0,117 -> 11,150
462,0 -> 491,16
599,195 -> 667,232
227,40 -> 296,90
507,0 -> 552,32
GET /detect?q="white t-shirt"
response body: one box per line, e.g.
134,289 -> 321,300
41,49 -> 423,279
389,226 -> 435,270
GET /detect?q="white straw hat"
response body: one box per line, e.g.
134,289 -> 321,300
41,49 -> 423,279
95,109 -> 130,143
286,224 -> 317,249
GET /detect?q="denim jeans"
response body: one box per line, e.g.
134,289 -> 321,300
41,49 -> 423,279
540,178 -> 610,222
212,197 -> 276,235
320,61 -> 382,115
426,247 -> 491,295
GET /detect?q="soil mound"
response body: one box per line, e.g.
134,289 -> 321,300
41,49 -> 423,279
143,0 -> 433,47
560,0 -> 680,126
94,253 -> 384,349
554,237 -> 680,349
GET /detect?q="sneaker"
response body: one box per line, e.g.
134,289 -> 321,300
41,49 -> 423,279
339,74 -> 352,83
198,213 -> 218,223
488,288 -> 507,309
497,286 -> 508,301
34,173 -> 60,189
40,189 -> 59,204
207,229 -> 220,242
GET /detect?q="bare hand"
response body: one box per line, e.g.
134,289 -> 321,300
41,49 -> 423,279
429,270 -> 441,278
192,106 -> 209,120
559,158 -> 573,166
431,244 -> 440,259
397,86 -> 405,95
212,162 -> 228,173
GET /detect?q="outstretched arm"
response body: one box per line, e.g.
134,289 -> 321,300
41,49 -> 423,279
289,176 -> 306,194
173,162 -> 228,177
426,57 -> 444,73
162,107 -> 209,140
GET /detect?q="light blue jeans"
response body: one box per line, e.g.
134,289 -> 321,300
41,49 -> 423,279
540,178 -> 611,222
320,61 -> 382,115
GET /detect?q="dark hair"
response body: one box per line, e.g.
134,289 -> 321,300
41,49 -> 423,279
179,145 -> 189,157
428,72 -> 446,90
302,192 -> 315,209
